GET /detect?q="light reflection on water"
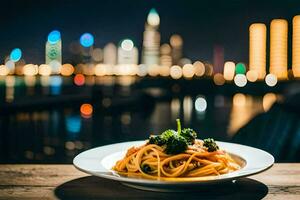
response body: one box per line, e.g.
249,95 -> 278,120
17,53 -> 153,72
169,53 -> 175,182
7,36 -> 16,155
0,76 -> 282,163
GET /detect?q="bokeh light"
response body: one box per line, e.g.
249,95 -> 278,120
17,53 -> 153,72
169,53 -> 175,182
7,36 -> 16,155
10,48 -> 22,62
23,64 -> 38,76
0,65 -> 9,76
182,64 -> 194,79
233,93 -> 247,106
265,73 -> 278,87
137,64 -> 148,77
38,64 -> 52,76
48,30 -> 61,44
195,96 -> 207,112
213,73 -> 225,85
80,103 -> 93,118
234,74 -> 247,87
74,74 -> 85,86
235,63 -> 246,74
80,33 -> 94,47
193,61 -> 205,77
246,70 -> 258,82
147,8 -> 160,26
170,65 -> 182,79
223,61 -> 235,81
61,64 -> 74,76
121,39 -> 134,51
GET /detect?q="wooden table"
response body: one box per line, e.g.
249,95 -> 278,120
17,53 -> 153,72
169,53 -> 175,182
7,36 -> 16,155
0,164 -> 299,200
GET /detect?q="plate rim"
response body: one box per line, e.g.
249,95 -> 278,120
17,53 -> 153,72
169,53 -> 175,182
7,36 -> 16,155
73,140 -> 274,185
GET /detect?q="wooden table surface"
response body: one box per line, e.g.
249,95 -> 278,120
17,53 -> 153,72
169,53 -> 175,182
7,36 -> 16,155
0,164 -> 299,200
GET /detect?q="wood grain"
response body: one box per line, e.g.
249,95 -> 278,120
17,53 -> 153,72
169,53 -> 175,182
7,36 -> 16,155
0,164 -> 299,200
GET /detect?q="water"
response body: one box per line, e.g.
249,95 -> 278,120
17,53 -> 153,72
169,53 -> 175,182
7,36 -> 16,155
0,76 -> 298,163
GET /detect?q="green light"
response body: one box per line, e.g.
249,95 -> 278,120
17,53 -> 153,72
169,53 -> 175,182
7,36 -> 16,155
235,63 -> 246,74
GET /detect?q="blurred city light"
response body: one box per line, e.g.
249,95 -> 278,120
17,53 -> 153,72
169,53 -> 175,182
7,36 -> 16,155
270,19 -> 288,79
48,30 -> 61,44
80,33 -> 94,47
265,73 -> 278,87
234,74 -> 247,87
80,103 -> 93,118
195,96 -> 207,112
10,48 -> 22,62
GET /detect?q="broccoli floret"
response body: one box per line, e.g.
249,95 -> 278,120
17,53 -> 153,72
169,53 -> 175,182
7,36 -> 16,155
149,135 -> 166,145
165,134 -> 188,154
181,128 -> 197,145
203,138 -> 219,152
161,129 -> 177,140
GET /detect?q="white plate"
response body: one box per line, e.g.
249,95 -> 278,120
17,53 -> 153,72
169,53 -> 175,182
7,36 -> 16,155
73,140 -> 274,191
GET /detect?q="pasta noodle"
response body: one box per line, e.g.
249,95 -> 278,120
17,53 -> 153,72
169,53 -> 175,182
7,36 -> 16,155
113,139 -> 241,180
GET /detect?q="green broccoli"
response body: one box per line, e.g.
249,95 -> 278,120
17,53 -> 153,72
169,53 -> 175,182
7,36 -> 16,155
203,138 -> 219,152
181,128 -> 197,144
165,134 -> 188,154
148,135 -> 166,146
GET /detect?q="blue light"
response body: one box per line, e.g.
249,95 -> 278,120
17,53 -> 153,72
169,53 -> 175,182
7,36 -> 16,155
48,30 -> 61,44
10,48 -> 22,62
80,33 -> 94,47
66,115 -> 81,139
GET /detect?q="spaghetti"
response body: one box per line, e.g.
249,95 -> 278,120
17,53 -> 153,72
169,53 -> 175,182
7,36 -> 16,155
113,139 -> 240,179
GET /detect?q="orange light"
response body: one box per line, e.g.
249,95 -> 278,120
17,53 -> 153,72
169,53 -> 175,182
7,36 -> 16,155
270,19 -> 288,79
80,103 -> 93,118
74,74 -> 85,86
213,73 -> 225,85
61,64 -> 74,76
293,15 -> 300,77
249,23 -> 267,79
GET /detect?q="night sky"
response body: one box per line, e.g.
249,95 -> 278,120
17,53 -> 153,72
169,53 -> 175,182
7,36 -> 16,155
1,0 -> 300,65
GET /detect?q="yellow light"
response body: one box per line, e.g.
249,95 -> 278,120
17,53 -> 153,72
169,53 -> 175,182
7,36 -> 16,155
193,61 -> 205,77
61,64 -> 74,76
38,64 -> 51,76
213,73 -> 225,85
263,93 -> 277,111
234,74 -> 247,87
265,73 -> 277,87
182,64 -> 194,79
94,64 -> 107,76
270,19 -> 288,79
0,65 -> 9,76
233,93 -> 246,107
223,61 -> 235,81
246,70 -> 258,82
148,64 -> 160,77
23,64 -> 38,76
170,65 -> 182,79
292,15 -> 300,77
249,23 -> 266,79
159,65 -> 170,77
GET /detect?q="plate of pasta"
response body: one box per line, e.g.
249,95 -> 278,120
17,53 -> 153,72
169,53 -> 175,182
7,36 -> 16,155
73,119 -> 274,191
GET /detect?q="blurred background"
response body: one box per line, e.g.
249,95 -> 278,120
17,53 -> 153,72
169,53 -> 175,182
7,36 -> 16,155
0,0 -> 300,164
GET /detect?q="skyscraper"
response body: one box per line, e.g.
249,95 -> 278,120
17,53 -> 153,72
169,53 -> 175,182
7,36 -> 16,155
142,8 -> 161,69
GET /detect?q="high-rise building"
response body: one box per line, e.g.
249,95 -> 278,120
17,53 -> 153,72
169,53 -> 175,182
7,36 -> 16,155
170,34 -> 183,65
142,8 -> 161,68
45,30 -> 62,74
249,23 -> 267,79
213,45 -> 224,74
118,39 -> 138,65
103,43 -> 117,65
270,19 -> 288,79
292,15 -> 300,77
